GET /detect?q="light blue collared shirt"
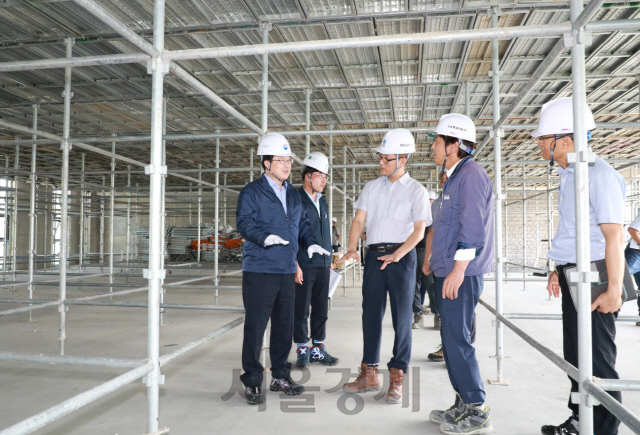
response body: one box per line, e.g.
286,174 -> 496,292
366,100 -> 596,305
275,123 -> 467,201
264,173 -> 288,214
548,155 -> 626,265
304,189 -> 322,216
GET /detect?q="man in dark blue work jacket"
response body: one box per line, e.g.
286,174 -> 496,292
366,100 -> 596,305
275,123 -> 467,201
294,152 -> 340,368
428,113 -> 495,435
236,133 -> 330,405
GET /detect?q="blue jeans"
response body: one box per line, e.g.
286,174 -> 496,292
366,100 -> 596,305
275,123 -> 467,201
624,246 -> 640,314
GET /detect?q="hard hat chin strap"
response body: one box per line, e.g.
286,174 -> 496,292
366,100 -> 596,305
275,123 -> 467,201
388,154 -> 410,179
266,162 -> 286,185
442,144 -> 453,175
549,135 -> 558,175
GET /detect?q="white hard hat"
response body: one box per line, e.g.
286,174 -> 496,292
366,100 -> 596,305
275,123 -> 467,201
375,129 -> 416,155
332,217 -> 337,222
428,190 -> 437,200
257,132 -> 295,157
435,113 -> 476,144
531,97 -> 596,137
303,152 -> 329,174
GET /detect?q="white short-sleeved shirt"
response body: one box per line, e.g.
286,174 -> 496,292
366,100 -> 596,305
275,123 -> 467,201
355,173 -> 431,245
629,214 -> 640,250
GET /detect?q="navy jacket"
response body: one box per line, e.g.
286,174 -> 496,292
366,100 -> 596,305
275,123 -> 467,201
297,187 -> 332,269
432,156 -> 494,277
237,175 -> 317,274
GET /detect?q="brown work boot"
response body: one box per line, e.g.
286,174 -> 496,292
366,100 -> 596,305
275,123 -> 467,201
342,363 -> 382,393
386,368 -> 404,404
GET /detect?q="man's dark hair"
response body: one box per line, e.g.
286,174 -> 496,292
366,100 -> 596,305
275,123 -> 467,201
438,134 -> 476,158
261,155 -> 273,170
301,166 -> 316,183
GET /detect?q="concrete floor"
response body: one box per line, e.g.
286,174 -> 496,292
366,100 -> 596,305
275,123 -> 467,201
1,266 -> 639,435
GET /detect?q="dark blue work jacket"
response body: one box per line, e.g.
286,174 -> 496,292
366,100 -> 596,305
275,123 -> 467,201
297,187 -> 332,269
237,175 -> 317,274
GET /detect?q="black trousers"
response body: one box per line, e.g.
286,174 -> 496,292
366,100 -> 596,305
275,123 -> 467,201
362,247 -> 416,372
557,264 -> 621,435
240,271 -> 295,387
294,267 -> 331,344
413,249 -> 428,314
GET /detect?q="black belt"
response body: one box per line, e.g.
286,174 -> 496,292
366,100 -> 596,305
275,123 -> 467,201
369,243 -> 403,252
416,247 -> 425,252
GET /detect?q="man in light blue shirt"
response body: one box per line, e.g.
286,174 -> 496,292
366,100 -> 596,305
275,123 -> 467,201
534,98 -> 625,435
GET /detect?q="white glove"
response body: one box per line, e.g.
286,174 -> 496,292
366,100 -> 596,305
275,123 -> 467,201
264,235 -> 289,247
307,244 -> 331,258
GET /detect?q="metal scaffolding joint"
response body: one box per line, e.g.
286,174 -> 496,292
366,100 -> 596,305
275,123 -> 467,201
143,269 -> 167,280
571,391 -> 598,407
147,59 -> 170,75
567,151 -> 596,164
564,30 -> 593,47
145,165 -> 167,175
569,271 -> 599,284
142,373 -> 165,387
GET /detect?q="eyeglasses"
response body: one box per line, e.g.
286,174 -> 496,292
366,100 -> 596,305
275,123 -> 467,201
537,135 -> 555,142
272,158 -> 294,166
311,173 -> 328,181
377,153 -> 398,164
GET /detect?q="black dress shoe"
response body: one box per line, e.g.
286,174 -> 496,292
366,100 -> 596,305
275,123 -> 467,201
541,416 -> 578,435
270,376 -> 305,395
245,384 -> 265,405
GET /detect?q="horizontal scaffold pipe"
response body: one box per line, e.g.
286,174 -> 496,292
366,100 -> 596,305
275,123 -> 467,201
0,352 -> 145,368
1,122 -> 637,147
0,361 -> 154,435
165,20 -> 640,61
167,23 -> 566,61
0,19 -> 636,73
0,52 -> 150,72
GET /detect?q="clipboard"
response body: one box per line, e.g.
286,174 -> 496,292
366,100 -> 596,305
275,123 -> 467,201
562,259 -> 638,311
328,269 -> 342,299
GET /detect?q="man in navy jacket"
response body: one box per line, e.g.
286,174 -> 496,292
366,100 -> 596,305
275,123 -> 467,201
236,133 -> 330,405
428,114 -> 495,435
294,152 -> 339,369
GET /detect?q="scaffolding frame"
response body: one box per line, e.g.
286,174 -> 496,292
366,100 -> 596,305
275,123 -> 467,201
0,0 -> 638,434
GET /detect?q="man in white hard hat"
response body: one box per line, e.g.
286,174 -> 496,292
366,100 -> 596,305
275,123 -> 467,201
236,133 -> 330,405
294,152 -> 340,369
331,217 -> 340,252
412,189 -> 438,329
425,172 -> 447,362
428,113 -> 495,435
337,128 -> 431,404
534,98 -> 625,435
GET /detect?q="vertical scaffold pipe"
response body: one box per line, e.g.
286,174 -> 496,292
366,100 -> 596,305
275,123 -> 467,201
110,137 -> 115,292
79,153 -> 85,268
571,0 -> 594,431
28,104 -> 38,322
146,0 -> 167,431
59,37 -> 74,355
490,6 -> 506,385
